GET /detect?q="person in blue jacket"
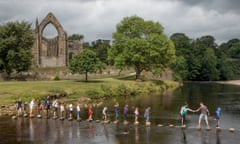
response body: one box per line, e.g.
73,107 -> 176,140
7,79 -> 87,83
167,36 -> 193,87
216,107 -> 221,127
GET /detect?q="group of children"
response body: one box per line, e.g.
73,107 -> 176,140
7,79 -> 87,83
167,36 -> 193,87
180,102 -> 221,129
16,98 -> 151,124
16,97 -> 82,120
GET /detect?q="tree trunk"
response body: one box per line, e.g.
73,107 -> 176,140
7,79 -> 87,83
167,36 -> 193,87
135,66 -> 141,80
85,72 -> 88,82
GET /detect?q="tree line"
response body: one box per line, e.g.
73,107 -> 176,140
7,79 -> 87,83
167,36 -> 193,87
0,16 -> 240,81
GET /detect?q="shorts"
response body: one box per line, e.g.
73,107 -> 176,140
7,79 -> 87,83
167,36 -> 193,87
77,111 -> 80,116
199,114 -> 208,121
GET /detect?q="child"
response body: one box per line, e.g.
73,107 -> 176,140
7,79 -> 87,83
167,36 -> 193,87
69,103 -> 73,119
123,104 -> 128,122
134,107 -> 139,123
52,99 -> 58,118
180,102 -> 194,126
23,102 -> 28,115
88,105 -> 93,121
16,98 -> 22,116
29,99 -> 35,117
216,107 -> 221,127
44,96 -> 50,118
144,107 -> 151,122
102,106 -> 108,121
37,100 -> 43,116
114,102 -> 119,122
77,104 -> 81,120
60,102 -> 65,119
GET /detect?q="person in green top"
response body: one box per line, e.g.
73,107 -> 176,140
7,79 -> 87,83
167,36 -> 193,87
180,102 -> 194,126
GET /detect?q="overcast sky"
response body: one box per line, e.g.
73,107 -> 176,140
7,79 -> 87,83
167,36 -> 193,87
0,0 -> 240,44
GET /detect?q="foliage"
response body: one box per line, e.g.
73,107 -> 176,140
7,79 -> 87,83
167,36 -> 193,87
68,34 -> 84,41
69,48 -> 106,81
0,21 -> 35,76
91,39 -> 111,64
109,15 -> 176,80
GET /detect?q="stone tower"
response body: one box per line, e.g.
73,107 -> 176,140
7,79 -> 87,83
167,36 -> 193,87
32,12 -> 68,67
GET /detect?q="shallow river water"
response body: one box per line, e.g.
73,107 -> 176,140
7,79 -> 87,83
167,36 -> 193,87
1,82 -> 240,144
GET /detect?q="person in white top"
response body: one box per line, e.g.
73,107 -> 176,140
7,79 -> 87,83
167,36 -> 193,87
52,99 -> 58,117
60,102 -> 65,118
69,103 -> 73,119
102,106 -> 108,121
77,104 -> 81,120
29,99 -> 35,117
134,107 -> 139,123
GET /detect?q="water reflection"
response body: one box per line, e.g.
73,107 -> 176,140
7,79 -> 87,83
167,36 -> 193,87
181,129 -> 187,144
135,126 -> 139,144
29,118 -> 34,141
88,122 -> 93,138
114,124 -> 120,144
103,123 -> 109,140
216,131 -> 221,144
145,127 -> 150,144
16,117 -> 22,142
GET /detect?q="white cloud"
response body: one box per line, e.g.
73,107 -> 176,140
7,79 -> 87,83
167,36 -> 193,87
0,0 -> 239,44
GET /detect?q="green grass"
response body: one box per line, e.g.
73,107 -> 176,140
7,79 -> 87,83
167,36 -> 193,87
0,78 -> 178,105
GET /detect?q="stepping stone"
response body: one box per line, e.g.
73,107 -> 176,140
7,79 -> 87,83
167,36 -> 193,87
53,116 -> 58,120
12,115 -> 17,119
123,121 -> 128,125
229,128 -> 235,132
134,121 -> 139,125
113,121 -> 119,124
169,124 -> 174,128
37,114 -> 42,118
196,127 -> 201,131
95,120 -> 100,123
29,115 -> 35,118
216,127 -> 221,131
181,125 -> 186,129
103,120 -> 110,124
206,127 -> 211,131
68,118 -> 73,121
146,122 -> 151,127
157,124 -> 163,127
24,114 -> 28,117
59,117 -> 65,121
77,118 -> 81,122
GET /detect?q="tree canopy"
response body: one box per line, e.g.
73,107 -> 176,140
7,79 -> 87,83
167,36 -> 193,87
108,15 -> 176,80
69,48 -> 105,81
0,21 -> 34,76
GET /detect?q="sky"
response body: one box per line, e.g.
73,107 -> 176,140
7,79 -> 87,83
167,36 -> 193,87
0,0 -> 240,44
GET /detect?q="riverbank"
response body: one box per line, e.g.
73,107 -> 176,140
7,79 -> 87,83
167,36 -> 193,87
217,80 -> 240,86
0,78 -> 179,116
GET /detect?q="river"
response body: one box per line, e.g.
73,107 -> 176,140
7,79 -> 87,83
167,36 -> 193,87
0,82 -> 240,144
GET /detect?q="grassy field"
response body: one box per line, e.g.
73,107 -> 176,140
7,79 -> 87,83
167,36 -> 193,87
0,78 -> 178,105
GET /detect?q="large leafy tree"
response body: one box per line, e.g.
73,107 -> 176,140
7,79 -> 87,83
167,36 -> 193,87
170,33 -> 191,81
0,21 -> 34,77
69,49 -> 105,81
108,15 -> 176,80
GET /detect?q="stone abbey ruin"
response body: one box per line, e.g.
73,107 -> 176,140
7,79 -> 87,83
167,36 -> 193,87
32,12 -> 82,67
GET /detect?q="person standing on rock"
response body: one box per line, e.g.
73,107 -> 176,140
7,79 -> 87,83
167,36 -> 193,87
52,99 -> 58,118
216,106 -> 221,128
16,98 -> 22,116
144,107 -> 151,122
88,105 -> 93,121
102,106 -> 108,121
134,107 -> 139,123
194,102 -> 210,129
29,99 -> 35,117
77,104 -> 81,120
114,102 -> 119,122
180,102 -> 194,126
123,104 -> 128,122
44,96 -> 50,118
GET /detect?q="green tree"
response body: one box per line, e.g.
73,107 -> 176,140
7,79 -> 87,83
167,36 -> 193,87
69,49 -> 105,82
92,39 -> 111,64
68,34 -> 84,41
170,33 -> 191,80
0,21 -> 34,77
108,15 -> 176,80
